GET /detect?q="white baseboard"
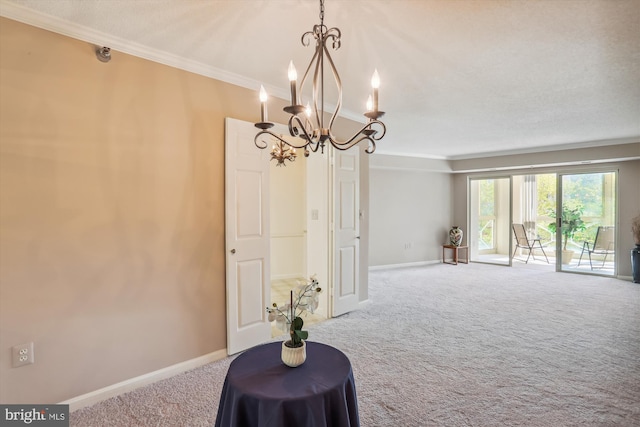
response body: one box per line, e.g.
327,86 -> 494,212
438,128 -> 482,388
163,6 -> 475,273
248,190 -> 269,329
358,299 -> 371,309
368,262 -> 637,283
369,260 -> 440,271
61,349 -> 228,412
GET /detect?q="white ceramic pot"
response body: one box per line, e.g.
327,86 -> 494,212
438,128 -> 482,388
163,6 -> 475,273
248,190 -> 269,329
562,249 -> 574,264
281,340 -> 306,367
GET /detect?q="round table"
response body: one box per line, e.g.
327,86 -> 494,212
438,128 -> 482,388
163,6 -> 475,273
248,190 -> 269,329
214,341 -> 360,427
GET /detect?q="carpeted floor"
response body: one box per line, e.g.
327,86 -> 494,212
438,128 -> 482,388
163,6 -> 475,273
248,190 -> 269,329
71,263 -> 640,426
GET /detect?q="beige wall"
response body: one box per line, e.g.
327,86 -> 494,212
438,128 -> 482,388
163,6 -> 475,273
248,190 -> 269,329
0,17 -> 230,403
270,154 -> 307,280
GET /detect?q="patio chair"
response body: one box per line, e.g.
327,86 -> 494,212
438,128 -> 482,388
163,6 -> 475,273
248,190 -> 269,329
577,226 -> 615,270
512,223 -> 549,264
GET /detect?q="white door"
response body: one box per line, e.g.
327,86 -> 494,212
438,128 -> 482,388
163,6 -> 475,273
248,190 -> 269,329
225,118 -> 271,355
332,148 -> 360,317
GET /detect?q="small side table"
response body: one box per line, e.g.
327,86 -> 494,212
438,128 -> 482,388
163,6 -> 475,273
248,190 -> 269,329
443,245 -> 469,265
215,341 -> 359,426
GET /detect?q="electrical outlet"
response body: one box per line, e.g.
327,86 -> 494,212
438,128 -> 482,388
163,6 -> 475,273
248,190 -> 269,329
12,342 -> 34,368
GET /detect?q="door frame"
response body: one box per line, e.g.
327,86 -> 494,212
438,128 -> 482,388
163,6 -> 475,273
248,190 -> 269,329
555,169 -> 619,276
467,175 -> 513,266
225,118 -> 365,351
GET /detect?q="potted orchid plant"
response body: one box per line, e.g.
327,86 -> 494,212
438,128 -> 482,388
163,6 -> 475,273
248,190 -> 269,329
267,275 -> 321,366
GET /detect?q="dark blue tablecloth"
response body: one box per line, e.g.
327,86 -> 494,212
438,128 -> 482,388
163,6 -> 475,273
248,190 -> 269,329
214,341 -> 359,427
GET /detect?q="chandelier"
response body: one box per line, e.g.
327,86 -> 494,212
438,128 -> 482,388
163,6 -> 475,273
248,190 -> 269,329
271,139 -> 297,166
254,0 -> 386,164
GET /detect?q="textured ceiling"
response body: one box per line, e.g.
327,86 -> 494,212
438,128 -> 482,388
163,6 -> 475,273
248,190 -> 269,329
1,0 -> 639,159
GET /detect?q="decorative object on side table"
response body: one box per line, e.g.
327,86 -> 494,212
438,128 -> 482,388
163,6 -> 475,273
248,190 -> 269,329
267,275 -> 322,367
449,226 -> 463,246
632,213 -> 640,283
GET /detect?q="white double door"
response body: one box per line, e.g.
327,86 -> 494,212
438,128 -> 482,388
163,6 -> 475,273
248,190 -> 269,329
224,118 -> 360,355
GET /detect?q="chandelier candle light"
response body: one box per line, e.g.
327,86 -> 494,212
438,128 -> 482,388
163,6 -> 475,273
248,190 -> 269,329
255,0 -> 386,164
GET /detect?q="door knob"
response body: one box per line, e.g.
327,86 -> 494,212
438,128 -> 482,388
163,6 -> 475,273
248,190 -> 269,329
356,236 -> 360,239
230,249 -> 236,254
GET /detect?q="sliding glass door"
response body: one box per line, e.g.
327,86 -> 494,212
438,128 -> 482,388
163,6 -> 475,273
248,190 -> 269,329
469,177 -> 512,265
557,172 -> 617,275
467,171 -> 617,275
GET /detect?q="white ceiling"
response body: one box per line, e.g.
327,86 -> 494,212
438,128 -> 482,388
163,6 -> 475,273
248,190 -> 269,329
2,0 -> 639,159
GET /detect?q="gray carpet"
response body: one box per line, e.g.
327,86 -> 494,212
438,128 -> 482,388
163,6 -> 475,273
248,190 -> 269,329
71,263 -> 640,426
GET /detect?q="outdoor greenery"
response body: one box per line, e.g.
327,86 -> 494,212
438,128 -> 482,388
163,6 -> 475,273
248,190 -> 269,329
562,173 -> 607,218
479,180 -> 495,217
478,180 -> 496,249
548,203 -> 586,251
536,174 -> 556,219
476,173 -> 613,252
537,173 -> 613,246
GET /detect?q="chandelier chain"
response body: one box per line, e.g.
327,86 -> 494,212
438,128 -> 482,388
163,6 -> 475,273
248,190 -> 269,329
319,0 -> 325,26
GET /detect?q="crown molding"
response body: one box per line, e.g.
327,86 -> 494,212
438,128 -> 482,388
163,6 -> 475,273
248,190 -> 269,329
447,137 -> 640,161
0,0 -> 366,123
0,1 -> 263,93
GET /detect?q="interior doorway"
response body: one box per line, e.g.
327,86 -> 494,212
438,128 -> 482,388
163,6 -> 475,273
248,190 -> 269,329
226,118 -> 364,346
268,127 -> 330,338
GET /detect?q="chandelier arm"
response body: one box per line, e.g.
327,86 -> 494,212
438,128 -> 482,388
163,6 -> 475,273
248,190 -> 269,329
368,120 -> 387,140
311,44 -> 323,129
329,135 -> 376,153
254,131 -> 270,149
325,27 -> 342,50
300,24 -> 324,127
364,140 -> 377,154
301,29 -> 314,47
325,119 -> 386,149
288,116 -> 320,149
287,114 -> 326,154
299,41 -> 319,97
323,43 -> 342,132
255,130 -> 308,151
306,141 -> 324,154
